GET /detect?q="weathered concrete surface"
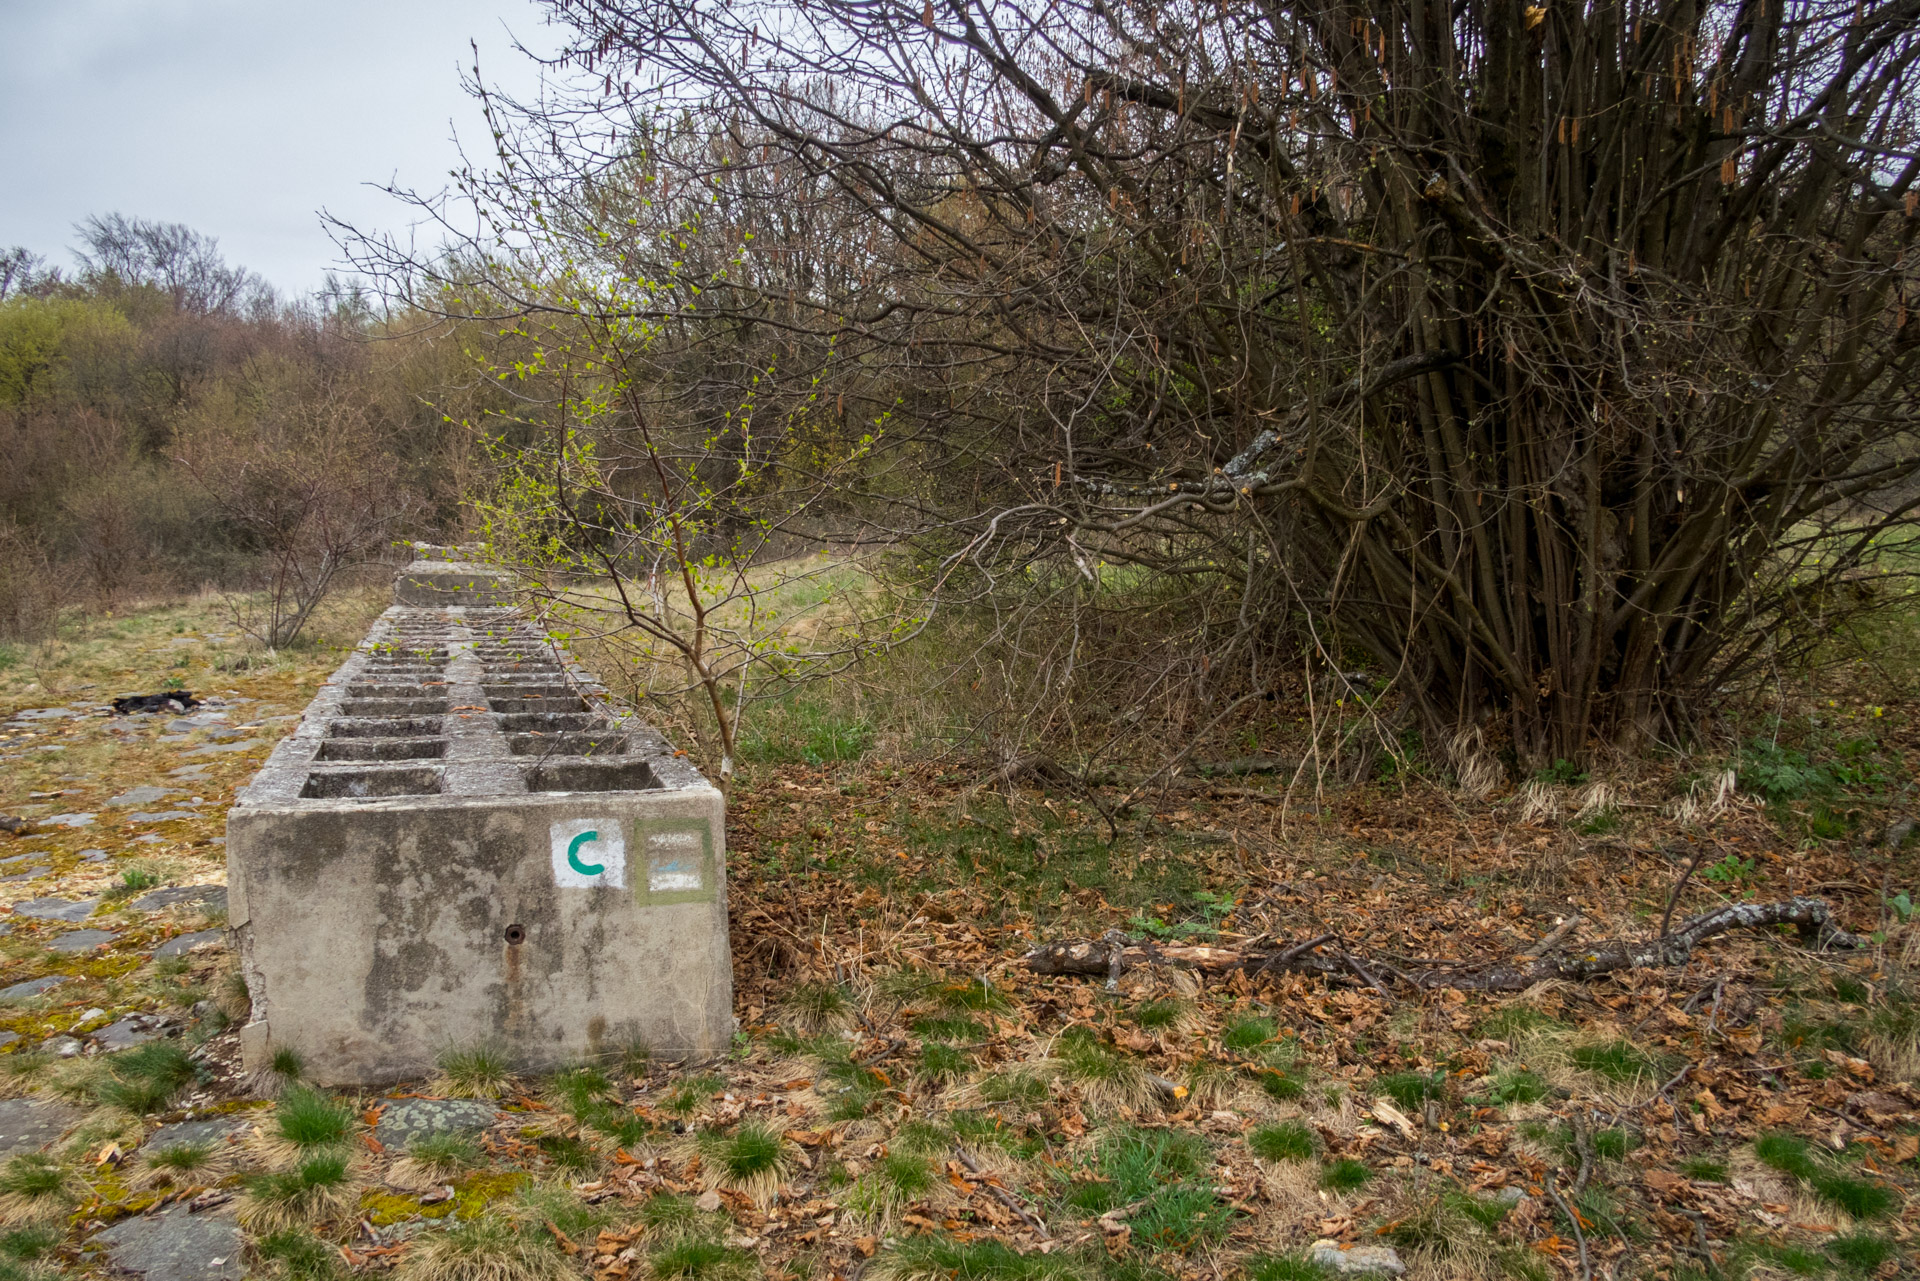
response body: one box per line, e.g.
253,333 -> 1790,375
227,606 -> 732,1085
392,543 -> 514,607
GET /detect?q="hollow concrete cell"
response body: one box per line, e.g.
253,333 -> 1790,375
225,597 -> 731,1085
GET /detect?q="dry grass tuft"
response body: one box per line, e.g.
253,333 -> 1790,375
393,1214 -> 573,1281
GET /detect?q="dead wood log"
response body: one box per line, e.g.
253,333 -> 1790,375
1020,897 -> 1861,992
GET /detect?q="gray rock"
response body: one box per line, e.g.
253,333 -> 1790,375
95,1016 -> 163,1050
131,834 -> 165,844
166,766 -> 209,779
80,849 -> 109,862
156,930 -> 224,958
0,1033 -> 16,1049
1310,1243 -> 1406,1276
185,740 -> 262,756
1884,817 -> 1915,850
90,1203 -> 243,1280
0,854 -> 31,867
9,708 -> 81,722
0,867 -> 49,883
1477,1186 -> 1529,1207
0,976 -> 65,1001
149,1117 -> 246,1149
12,897 -> 97,921
48,929 -> 118,952
39,812 -> 95,828
374,1098 -> 501,1149
108,786 -> 171,808
124,811 -> 198,825
49,1036 -> 84,1057
0,1099 -> 82,1154
132,886 -> 226,913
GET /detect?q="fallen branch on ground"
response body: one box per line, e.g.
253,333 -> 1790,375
1020,897 -> 1861,992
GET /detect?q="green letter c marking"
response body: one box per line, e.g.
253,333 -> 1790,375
567,830 -> 605,876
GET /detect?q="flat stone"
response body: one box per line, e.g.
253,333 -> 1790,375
49,1036 -> 83,1057
12,897 -> 97,921
149,1117 -> 246,1149
374,1098 -> 501,1149
0,1033 -> 16,1049
80,849 -> 109,862
0,867 -> 49,882
0,854 -> 31,867
90,1203 -> 243,1280
166,766 -> 209,779
156,930 -> 224,958
39,813 -> 95,828
108,786 -> 171,808
0,1099 -> 82,1154
131,835 -> 165,844
9,708 -> 81,722
124,811 -> 198,824
0,976 -> 64,1001
1310,1243 -> 1406,1276
48,929 -> 118,953
132,886 -> 226,913
95,1017 -> 163,1050
185,740 -> 262,756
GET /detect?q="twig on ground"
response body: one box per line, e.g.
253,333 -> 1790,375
1021,898 -> 1862,991
954,1146 -> 1049,1239
1660,847 -> 1711,942
1340,950 -> 1394,1002
1520,914 -> 1584,958
1546,1171 -> 1593,1281
1571,1116 -> 1596,1196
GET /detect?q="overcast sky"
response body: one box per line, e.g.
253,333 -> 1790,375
0,0 -> 559,297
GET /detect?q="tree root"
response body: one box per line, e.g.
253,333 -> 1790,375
1020,896 -> 1861,992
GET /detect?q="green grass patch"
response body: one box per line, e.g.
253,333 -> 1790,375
1223,1017 -> 1277,1053
912,1014 -> 986,1043
652,1238 -> 754,1280
95,1040 -> 199,1114
868,1236 -> 1084,1281
1245,1255 -> 1332,1281
1320,1159 -> 1371,1192
1486,1068 -> 1548,1105
1755,1131 -> 1898,1218
1591,1128 -> 1637,1159
1475,1007 -> 1565,1040
1249,1121 -> 1316,1162
1828,1234 -> 1899,1273
1132,1000 -> 1188,1031
1130,1182 -> 1233,1252
1378,1070 -> 1445,1111
432,1044 -> 512,1098
535,1133 -> 600,1175
272,1086 -> 355,1149
918,1042 -> 972,1084
1568,1040 -> 1657,1083
1258,1068 -> 1305,1101
254,1227 -> 343,1279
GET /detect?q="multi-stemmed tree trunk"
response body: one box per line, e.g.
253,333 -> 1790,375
378,0 -> 1920,773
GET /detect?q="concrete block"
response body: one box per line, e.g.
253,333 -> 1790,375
226,605 -> 731,1085
392,541 -> 513,607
